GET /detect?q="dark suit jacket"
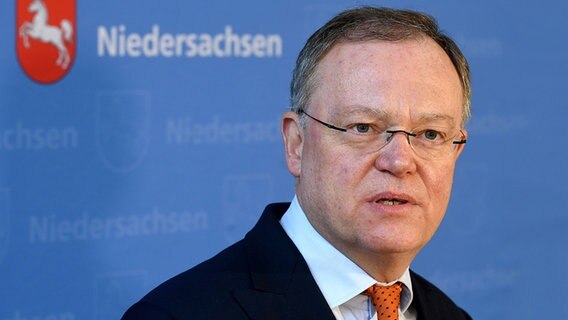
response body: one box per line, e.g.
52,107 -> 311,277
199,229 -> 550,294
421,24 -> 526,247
123,203 -> 471,320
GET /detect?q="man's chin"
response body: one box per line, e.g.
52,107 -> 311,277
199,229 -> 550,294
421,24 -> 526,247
365,230 -> 428,256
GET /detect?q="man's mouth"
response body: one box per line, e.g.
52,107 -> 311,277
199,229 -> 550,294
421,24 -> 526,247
375,199 -> 408,206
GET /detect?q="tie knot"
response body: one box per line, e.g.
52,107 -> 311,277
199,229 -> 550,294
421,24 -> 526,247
363,283 -> 403,319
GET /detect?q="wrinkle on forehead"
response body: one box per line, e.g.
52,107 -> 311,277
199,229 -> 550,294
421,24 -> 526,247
311,39 -> 464,126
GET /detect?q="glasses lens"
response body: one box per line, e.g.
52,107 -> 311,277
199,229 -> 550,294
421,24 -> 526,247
301,109 -> 465,159
409,130 -> 463,159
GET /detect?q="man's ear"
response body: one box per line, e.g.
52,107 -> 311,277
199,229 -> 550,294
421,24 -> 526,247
281,111 -> 303,177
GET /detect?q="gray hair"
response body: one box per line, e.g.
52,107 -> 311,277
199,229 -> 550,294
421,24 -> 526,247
290,6 -> 471,125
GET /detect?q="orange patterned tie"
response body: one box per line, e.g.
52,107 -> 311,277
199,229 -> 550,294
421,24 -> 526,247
363,283 -> 403,320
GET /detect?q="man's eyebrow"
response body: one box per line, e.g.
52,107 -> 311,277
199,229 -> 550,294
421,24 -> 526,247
415,113 -> 457,126
332,106 -> 389,119
330,107 -> 458,126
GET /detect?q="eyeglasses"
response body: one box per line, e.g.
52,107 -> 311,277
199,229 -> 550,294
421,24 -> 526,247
298,108 -> 466,159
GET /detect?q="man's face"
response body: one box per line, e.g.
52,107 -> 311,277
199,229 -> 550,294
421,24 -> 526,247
282,38 -> 466,270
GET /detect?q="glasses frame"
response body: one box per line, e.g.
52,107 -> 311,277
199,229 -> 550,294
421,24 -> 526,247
297,108 -> 467,154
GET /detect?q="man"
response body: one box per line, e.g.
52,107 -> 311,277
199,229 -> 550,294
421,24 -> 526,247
123,6 -> 472,319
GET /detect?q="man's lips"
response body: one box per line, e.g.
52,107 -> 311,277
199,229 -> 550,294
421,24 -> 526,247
376,199 -> 407,205
370,192 -> 416,206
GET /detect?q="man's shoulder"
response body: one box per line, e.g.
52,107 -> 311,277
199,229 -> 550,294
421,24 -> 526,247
123,203 -> 294,319
410,271 -> 472,320
151,239 -> 249,297
123,240 -> 251,319
136,202 -> 291,304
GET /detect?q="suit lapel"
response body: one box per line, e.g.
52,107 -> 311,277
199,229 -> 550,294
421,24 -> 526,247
411,270 -> 437,320
410,270 -> 451,320
232,203 -> 335,320
410,271 -> 471,320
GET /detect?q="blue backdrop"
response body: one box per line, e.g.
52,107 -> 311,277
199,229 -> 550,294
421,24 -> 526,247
1,1 -> 566,319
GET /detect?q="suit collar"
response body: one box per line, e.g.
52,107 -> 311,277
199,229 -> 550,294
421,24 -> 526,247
411,270 -> 436,319
232,203 -> 335,320
410,270 -> 466,320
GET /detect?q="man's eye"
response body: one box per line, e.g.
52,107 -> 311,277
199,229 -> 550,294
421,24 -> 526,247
355,124 -> 371,133
423,130 -> 441,140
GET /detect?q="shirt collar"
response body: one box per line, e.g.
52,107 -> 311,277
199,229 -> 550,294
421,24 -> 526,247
280,196 -> 413,312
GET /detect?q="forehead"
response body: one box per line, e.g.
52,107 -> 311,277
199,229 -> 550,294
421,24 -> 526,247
310,38 -> 464,124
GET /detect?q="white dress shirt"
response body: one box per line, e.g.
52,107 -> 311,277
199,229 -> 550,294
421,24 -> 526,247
280,196 -> 417,320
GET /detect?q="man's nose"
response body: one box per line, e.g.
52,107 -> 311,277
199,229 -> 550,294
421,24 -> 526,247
374,132 -> 417,176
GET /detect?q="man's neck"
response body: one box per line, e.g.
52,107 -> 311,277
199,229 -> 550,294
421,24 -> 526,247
338,247 -> 416,283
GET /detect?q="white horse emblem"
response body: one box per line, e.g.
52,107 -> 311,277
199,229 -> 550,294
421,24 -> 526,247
19,0 -> 73,69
